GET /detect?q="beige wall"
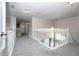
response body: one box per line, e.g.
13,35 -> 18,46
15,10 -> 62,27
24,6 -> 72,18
54,16 -> 79,43
32,17 -> 54,38
32,16 -> 79,44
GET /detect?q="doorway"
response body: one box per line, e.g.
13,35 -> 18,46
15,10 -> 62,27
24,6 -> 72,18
16,20 -> 32,37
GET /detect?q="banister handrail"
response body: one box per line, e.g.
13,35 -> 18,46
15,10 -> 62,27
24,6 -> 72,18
34,27 -> 69,49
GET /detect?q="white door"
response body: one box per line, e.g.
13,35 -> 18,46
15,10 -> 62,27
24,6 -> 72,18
0,2 -> 6,55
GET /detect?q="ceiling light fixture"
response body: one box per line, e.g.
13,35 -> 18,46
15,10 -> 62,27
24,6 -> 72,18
25,8 -> 32,14
67,0 -> 75,5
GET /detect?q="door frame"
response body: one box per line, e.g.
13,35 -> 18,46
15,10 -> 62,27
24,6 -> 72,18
0,2 -> 6,56
2,2 -> 6,33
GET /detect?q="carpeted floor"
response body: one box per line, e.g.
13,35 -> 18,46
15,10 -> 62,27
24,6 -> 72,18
12,36 -> 79,56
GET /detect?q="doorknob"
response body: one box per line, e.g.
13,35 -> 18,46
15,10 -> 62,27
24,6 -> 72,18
0,32 -> 7,37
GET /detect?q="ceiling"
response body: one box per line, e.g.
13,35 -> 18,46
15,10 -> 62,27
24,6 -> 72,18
7,2 -> 78,20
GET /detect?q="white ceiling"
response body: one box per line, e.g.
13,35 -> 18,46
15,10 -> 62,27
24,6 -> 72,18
7,2 -> 78,20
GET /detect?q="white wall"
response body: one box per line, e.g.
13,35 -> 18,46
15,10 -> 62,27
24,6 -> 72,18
54,16 -> 78,43
6,2 -> 14,30
6,2 -> 11,17
6,16 -> 16,56
6,16 -> 16,30
32,17 -> 54,39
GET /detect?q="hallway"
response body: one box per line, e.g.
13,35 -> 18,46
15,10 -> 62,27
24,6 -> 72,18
12,36 -> 79,56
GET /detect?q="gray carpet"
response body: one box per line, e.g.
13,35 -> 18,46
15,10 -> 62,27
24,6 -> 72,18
12,36 -> 79,56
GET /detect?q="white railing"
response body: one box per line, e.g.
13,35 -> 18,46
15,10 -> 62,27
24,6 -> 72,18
34,27 -> 69,49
